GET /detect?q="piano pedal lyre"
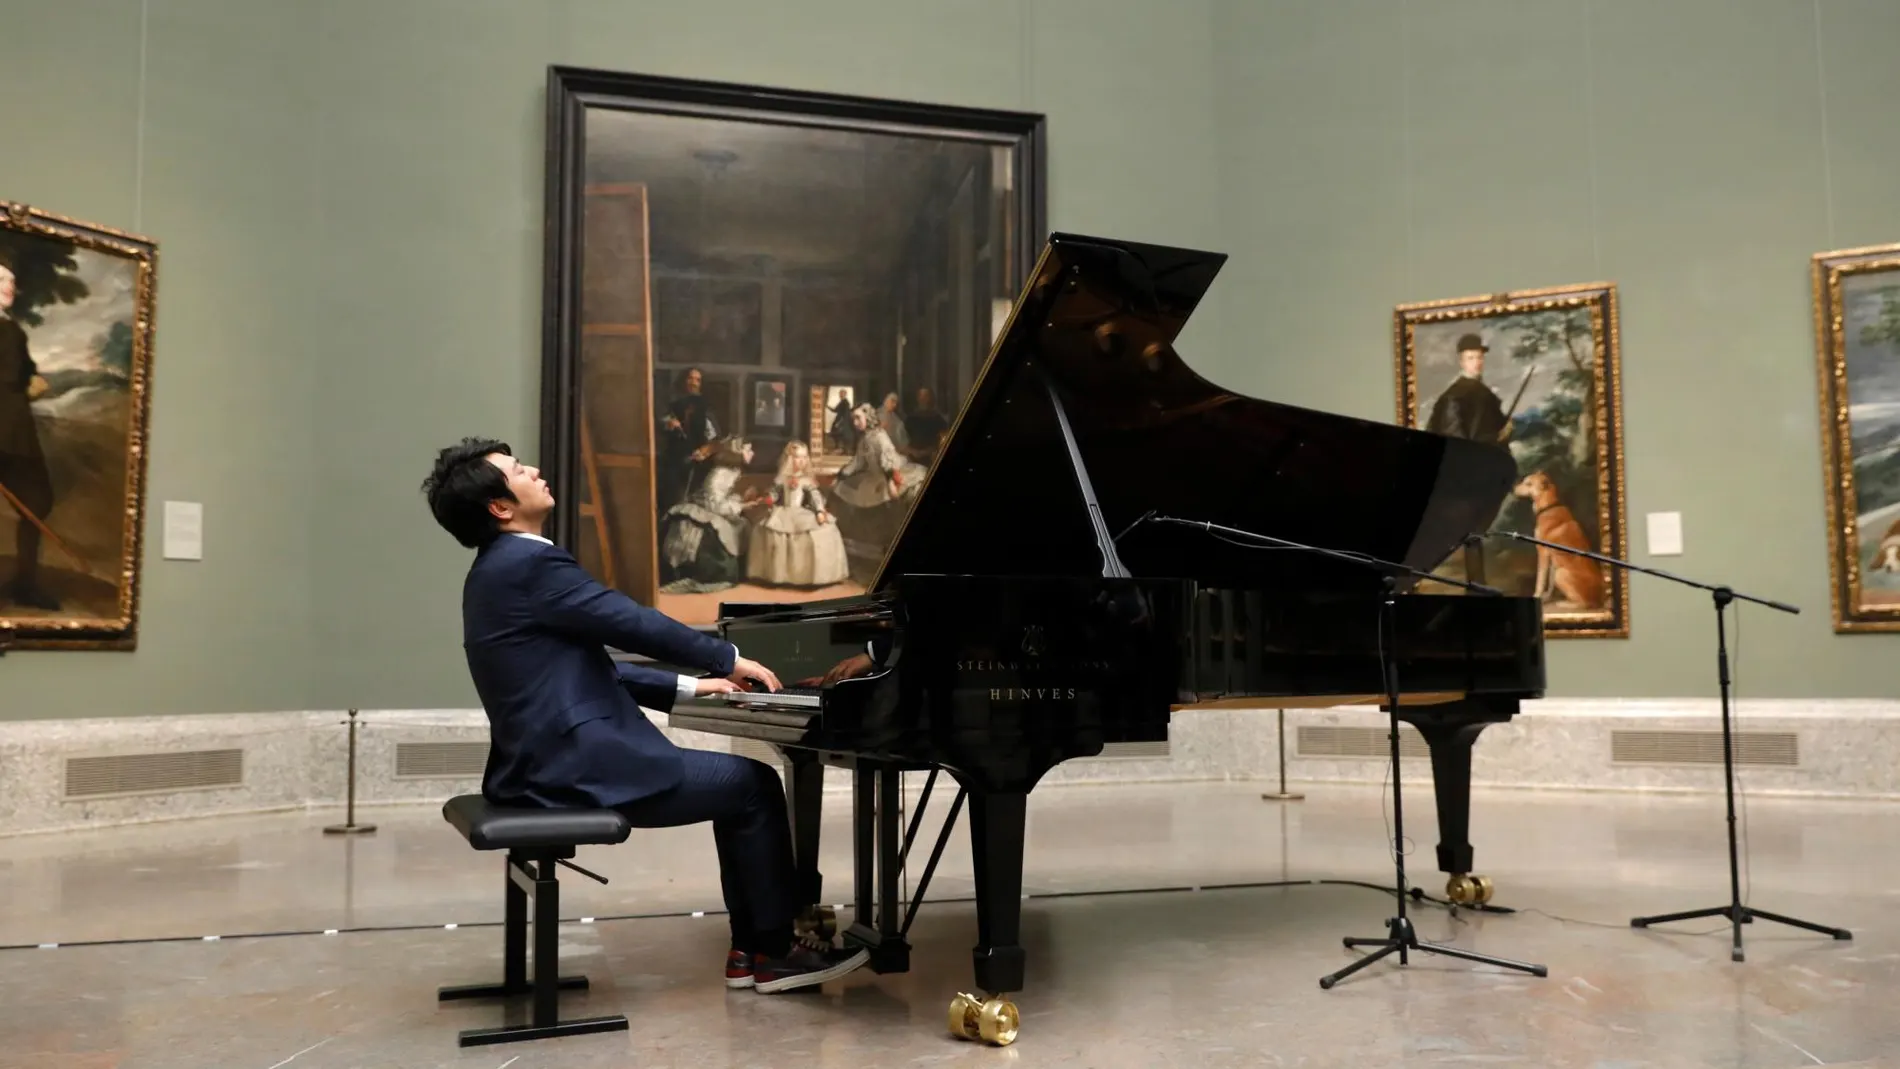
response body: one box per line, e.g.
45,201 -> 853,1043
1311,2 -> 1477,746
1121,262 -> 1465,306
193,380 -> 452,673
1445,873 -> 1494,907
948,991 -> 1020,1047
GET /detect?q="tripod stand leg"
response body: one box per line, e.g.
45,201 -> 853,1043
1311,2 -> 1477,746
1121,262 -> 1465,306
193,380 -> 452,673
1412,938 -> 1548,977
1319,938 -> 1401,990
1738,908 -> 1852,941
1631,905 -> 1733,928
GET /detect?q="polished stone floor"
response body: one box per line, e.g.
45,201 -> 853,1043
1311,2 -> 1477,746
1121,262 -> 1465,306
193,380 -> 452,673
1,778 -> 1894,1067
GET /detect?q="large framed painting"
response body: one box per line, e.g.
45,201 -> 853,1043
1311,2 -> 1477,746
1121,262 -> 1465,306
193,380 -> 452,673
0,201 -> 157,650
539,66 -> 1045,627
1811,243 -> 1900,633
1394,282 -> 1630,638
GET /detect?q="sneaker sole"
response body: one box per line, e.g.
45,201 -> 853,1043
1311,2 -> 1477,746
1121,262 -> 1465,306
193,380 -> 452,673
752,948 -> 870,994
726,975 -> 755,990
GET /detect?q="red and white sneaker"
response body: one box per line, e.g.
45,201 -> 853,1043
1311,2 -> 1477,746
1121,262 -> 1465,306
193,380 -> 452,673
725,948 -> 755,989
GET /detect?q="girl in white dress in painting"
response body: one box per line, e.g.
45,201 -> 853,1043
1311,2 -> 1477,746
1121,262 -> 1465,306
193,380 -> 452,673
745,440 -> 850,587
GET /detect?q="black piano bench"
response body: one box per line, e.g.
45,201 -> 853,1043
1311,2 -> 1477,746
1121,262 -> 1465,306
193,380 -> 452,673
436,794 -> 632,1048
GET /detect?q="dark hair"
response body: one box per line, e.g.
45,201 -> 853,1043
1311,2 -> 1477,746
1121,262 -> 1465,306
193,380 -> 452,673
421,437 -> 514,548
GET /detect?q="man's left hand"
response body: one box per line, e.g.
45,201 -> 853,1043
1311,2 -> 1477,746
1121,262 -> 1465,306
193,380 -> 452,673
694,677 -> 742,696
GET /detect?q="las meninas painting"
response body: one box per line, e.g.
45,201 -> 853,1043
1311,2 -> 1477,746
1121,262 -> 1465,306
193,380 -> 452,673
1395,282 -> 1629,638
0,202 -> 156,649
539,68 -> 1043,628
1812,243 -> 1900,633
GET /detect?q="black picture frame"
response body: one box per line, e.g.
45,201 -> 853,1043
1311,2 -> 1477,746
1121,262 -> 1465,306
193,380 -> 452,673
538,65 -> 1046,625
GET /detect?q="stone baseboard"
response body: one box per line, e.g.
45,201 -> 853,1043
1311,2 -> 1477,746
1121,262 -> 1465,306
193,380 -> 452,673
1,697 -> 1894,836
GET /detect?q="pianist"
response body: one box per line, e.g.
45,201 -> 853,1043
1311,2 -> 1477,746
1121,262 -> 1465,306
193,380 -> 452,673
421,437 -> 871,994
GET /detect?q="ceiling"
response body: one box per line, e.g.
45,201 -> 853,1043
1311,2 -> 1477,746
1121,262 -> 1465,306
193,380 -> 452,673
583,106 -> 995,276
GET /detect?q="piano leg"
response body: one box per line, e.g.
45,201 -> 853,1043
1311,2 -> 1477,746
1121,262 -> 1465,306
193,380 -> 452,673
841,760 -> 912,974
782,749 -> 832,941
949,789 -> 1024,1047
1397,698 -> 1514,908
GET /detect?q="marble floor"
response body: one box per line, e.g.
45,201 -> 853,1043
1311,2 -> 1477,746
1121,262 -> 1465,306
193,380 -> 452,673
1,778 -> 1894,1068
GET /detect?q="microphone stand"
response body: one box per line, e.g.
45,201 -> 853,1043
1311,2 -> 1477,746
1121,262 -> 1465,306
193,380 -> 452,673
1482,529 -> 1852,961
1149,517 -> 1546,989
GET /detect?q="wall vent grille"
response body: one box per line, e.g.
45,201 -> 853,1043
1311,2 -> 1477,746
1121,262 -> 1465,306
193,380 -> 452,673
1611,729 -> 1798,767
64,749 -> 244,799
394,741 -> 488,778
1297,725 -> 1428,760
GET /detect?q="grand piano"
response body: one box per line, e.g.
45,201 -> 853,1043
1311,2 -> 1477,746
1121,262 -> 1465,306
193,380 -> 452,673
667,232 -> 1545,1046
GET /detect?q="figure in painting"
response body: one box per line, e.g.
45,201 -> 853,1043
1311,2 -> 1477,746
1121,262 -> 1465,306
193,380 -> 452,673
903,387 -> 949,462
745,441 -> 848,588
831,403 -> 925,510
658,367 -> 719,512
1424,333 -> 1511,444
659,435 -> 758,590
877,392 -> 909,451
0,263 -> 58,610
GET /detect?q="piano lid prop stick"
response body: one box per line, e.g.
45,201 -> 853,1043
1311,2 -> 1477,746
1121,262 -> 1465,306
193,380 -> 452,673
323,709 -> 378,836
1260,708 -> 1304,802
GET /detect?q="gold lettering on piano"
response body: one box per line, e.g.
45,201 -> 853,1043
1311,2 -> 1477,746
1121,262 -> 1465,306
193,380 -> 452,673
990,687 -> 1080,701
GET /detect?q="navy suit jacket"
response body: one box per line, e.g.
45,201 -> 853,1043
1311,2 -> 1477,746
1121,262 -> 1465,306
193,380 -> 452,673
462,533 -> 738,808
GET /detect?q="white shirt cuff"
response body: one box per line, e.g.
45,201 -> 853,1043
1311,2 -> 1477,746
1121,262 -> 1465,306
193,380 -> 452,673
675,674 -> 696,700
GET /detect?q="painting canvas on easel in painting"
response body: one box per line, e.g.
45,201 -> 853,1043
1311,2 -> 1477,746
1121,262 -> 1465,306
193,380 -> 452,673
539,67 -> 1044,628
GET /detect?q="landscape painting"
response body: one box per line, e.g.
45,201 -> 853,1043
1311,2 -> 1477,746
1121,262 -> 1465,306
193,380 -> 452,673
1811,244 -> 1900,633
539,67 -> 1044,628
0,201 -> 157,649
1394,282 -> 1629,638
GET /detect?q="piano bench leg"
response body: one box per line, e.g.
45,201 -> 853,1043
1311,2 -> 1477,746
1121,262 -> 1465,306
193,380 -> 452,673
437,851 -> 629,1048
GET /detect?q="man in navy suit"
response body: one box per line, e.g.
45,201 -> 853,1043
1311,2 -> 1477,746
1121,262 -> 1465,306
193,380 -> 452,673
422,437 -> 867,994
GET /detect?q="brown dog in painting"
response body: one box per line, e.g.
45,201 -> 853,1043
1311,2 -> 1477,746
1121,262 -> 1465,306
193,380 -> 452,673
1512,471 -> 1606,610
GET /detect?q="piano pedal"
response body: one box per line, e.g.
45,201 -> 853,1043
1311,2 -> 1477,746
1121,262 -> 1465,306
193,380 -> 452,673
1445,873 -> 1494,907
948,991 -> 1020,1047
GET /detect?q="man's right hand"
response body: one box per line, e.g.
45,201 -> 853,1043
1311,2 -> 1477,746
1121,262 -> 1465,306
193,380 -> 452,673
728,656 -> 783,692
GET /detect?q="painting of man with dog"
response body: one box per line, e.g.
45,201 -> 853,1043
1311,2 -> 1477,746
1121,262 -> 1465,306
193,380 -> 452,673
0,201 -> 158,649
1811,244 -> 1900,633
1394,282 -> 1629,638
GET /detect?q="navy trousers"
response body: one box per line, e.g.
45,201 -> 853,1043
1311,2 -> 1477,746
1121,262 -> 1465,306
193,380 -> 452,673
614,748 -> 797,951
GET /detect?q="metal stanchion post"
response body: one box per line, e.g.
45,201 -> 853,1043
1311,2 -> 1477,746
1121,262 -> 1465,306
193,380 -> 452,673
1260,708 -> 1304,801
324,708 -> 378,835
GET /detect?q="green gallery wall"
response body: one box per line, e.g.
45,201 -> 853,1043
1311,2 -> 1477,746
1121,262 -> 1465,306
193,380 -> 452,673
0,0 -> 1890,721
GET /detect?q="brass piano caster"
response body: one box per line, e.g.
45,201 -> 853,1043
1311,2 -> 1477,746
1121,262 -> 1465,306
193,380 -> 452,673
1446,873 -> 1494,907
796,905 -> 838,943
949,991 -> 1020,1047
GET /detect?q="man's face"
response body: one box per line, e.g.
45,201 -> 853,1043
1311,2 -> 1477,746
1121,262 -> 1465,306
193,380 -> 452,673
684,369 -> 702,394
485,452 -> 553,521
1459,348 -> 1485,377
0,268 -> 14,311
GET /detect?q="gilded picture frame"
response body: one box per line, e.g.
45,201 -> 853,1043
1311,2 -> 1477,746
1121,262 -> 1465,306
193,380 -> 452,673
539,66 -> 1044,629
1810,242 -> 1900,633
0,201 -> 158,650
1394,282 -> 1630,638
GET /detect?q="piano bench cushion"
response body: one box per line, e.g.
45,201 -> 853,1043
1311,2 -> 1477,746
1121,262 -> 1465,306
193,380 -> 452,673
441,794 -> 632,851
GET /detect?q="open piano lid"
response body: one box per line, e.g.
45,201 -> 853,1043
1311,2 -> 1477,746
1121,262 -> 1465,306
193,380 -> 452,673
872,232 -> 1519,597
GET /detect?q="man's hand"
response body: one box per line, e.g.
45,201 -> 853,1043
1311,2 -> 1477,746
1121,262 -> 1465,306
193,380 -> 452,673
727,656 -> 782,692
26,375 -> 47,401
693,677 -> 742,696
